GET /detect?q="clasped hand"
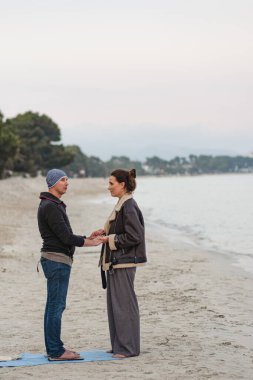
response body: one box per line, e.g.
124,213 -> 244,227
84,229 -> 108,247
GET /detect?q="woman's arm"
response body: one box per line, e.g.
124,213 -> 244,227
100,207 -> 144,250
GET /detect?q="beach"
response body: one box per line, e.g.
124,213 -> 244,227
0,176 -> 253,380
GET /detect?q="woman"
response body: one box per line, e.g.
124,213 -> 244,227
97,168 -> 147,358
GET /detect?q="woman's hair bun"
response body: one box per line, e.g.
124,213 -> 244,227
110,168 -> 137,192
129,168 -> 136,178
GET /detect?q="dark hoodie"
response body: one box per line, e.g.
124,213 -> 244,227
37,192 -> 85,258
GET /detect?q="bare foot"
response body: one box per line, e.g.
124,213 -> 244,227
66,348 -> 80,355
113,354 -> 127,358
48,350 -> 82,361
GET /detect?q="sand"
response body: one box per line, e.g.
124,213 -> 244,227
0,177 -> 253,380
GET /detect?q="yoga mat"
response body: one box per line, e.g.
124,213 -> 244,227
0,350 -> 119,367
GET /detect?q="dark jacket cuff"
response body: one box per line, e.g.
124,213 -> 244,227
114,235 -> 121,249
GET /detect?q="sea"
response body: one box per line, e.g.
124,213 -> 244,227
97,174 -> 252,273
132,174 -> 253,274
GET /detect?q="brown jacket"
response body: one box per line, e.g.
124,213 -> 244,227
99,194 -> 147,270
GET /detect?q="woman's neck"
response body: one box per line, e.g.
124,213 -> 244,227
118,191 -> 130,199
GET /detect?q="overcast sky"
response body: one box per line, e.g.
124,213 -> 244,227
1,0 -> 253,160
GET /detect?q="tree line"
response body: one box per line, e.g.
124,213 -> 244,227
145,155 -> 253,175
0,110 -> 144,179
0,110 -> 252,179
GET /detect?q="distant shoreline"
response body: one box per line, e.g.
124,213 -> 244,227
1,170 -> 253,181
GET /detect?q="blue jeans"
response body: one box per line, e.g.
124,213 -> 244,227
41,258 -> 71,358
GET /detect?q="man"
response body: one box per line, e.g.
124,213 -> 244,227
38,168 -> 101,361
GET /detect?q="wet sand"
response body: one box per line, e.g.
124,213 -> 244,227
0,177 -> 253,379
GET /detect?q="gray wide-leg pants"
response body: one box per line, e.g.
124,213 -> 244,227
106,267 -> 140,357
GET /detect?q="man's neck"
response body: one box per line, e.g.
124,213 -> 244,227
49,189 -> 62,199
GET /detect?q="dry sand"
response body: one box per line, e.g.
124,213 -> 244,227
0,177 -> 253,380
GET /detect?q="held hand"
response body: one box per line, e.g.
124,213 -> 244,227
88,229 -> 105,239
84,237 -> 103,247
98,235 -> 109,244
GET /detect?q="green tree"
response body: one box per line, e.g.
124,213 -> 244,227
145,156 -> 169,174
62,145 -> 88,176
0,111 -> 19,179
105,156 -> 145,175
6,111 -> 73,176
86,156 -> 107,177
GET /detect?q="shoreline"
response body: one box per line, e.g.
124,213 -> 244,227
1,177 -> 253,379
148,218 -> 253,278
1,171 -> 252,184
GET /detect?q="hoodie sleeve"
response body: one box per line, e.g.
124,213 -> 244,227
44,203 -> 85,247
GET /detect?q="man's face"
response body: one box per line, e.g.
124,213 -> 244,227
53,177 -> 69,196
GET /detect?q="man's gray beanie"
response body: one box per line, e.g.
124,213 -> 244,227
46,169 -> 67,189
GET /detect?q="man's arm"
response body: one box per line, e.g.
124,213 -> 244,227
45,203 -> 85,247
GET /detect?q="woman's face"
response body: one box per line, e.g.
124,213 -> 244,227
108,176 -> 126,198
